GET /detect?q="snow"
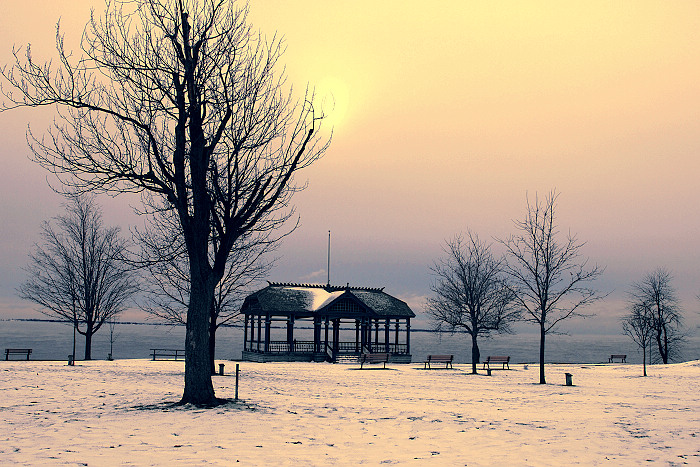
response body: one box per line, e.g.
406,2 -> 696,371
289,287 -> 344,311
1,359 -> 699,465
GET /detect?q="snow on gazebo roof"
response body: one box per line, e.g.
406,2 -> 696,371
241,282 -> 415,318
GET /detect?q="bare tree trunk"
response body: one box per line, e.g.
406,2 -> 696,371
656,328 -> 669,364
471,333 -> 480,374
539,324 -> 546,384
72,320 -> 77,364
182,277 -> 216,405
84,321 -> 93,360
642,341 -> 647,376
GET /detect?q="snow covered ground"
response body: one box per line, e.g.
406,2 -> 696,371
1,359 -> 698,466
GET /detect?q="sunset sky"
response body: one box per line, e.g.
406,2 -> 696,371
1,1 -> 699,332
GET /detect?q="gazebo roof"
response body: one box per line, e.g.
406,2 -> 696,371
241,282 -> 415,319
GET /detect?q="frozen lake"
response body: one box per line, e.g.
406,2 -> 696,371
1,319 -> 698,364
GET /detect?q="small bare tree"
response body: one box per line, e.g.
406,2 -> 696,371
427,232 -> 518,374
629,268 -> 684,364
622,301 -> 654,376
18,195 -> 138,360
500,191 -> 603,384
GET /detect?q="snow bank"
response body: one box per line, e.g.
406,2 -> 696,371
1,359 -> 698,465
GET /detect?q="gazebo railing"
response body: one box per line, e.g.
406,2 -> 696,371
365,343 -> 408,354
248,341 -> 409,355
263,341 -> 315,353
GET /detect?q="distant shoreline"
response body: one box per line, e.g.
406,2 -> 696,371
0,318 -> 570,334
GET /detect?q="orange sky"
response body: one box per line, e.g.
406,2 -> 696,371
1,1 -> 700,330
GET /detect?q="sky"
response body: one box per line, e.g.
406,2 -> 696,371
1,1 -> 700,332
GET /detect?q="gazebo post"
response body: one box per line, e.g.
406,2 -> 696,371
384,318 -> 390,353
253,315 -> 256,351
406,318 -> 411,355
243,314 -> 248,351
332,318 -> 340,355
394,319 -> 399,348
364,318 -> 371,352
314,316 -> 321,353
264,314 -> 271,353
257,315 -> 262,351
287,315 -> 294,352
374,320 -> 379,351
324,317 -> 330,354
360,318 -> 366,351
355,320 -> 360,353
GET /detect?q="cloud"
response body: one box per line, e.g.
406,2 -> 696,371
300,269 -> 327,282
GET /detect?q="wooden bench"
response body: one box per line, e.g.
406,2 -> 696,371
424,354 -> 454,369
482,355 -> 510,369
150,349 -> 185,361
5,348 -> 32,361
359,352 -> 389,369
609,354 -> 627,363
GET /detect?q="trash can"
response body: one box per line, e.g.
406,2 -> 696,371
565,372 -> 573,386
219,363 -> 225,376
68,355 -> 74,366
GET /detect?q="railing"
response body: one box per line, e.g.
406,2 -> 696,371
364,343 -> 408,354
337,341 -> 361,352
246,341 -> 409,355
252,341 -> 316,354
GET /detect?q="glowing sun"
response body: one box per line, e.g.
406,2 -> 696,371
314,76 -> 350,133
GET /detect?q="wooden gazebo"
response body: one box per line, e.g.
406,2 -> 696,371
240,282 -> 415,363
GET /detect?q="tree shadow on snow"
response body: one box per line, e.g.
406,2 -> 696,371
131,398 -> 259,412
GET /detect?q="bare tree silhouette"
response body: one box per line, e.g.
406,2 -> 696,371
622,300 -> 654,376
500,191 -> 603,384
18,195 -> 137,360
2,0 -> 327,405
427,231 -> 518,374
628,268 -> 684,364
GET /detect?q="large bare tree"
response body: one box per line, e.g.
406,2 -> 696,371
629,268 -> 684,364
138,207 -> 278,375
427,232 -> 518,374
18,195 -> 137,360
1,0 -> 327,405
500,191 -> 603,384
